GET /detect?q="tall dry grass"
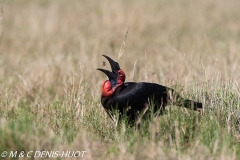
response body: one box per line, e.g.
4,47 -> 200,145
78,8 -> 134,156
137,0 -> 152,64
0,0 -> 240,159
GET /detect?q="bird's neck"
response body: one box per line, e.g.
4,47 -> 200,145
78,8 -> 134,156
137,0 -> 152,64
101,80 -> 123,98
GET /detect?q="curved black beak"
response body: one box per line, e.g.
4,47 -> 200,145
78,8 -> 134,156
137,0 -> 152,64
97,68 -> 118,81
97,55 -> 121,81
102,55 -> 120,74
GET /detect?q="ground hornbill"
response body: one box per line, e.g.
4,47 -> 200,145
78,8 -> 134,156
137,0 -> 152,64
97,55 -> 202,126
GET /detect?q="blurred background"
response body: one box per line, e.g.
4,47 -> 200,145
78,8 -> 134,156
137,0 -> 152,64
0,0 -> 240,159
1,0 -> 240,90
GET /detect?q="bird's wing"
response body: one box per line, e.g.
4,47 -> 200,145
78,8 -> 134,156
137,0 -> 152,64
114,82 -> 169,109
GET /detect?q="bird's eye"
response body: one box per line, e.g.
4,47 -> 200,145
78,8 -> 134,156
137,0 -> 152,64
118,70 -> 125,82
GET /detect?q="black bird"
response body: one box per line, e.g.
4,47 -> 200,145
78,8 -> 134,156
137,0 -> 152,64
97,55 -> 202,125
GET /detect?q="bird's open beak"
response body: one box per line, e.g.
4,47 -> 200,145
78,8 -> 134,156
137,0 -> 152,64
97,68 -> 118,81
102,55 -> 120,74
97,55 -> 121,81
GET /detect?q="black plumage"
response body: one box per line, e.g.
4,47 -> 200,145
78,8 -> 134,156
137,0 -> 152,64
98,55 -> 202,125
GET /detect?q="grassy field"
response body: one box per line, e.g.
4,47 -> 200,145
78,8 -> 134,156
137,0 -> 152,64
0,0 -> 240,159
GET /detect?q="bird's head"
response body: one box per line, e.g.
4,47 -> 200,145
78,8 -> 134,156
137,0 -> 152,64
97,55 -> 126,98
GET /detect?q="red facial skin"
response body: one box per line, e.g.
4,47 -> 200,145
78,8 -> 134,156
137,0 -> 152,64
101,70 -> 125,98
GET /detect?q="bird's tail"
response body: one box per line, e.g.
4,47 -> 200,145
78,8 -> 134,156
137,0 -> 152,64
168,88 -> 202,111
181,99 -> 202,111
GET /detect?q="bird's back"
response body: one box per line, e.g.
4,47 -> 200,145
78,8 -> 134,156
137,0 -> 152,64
114,82 -> 170,110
